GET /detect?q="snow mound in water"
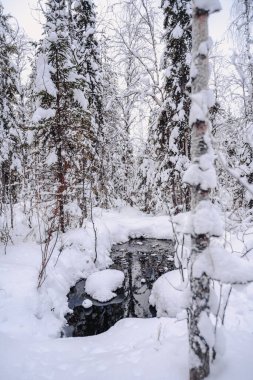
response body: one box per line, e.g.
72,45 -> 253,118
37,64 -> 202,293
149,270 -> 189,318
82,299 -> 93,308
85,269 -> 124,302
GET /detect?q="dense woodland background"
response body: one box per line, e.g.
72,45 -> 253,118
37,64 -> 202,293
2,0 -> 253,229
1,1 -> 253,379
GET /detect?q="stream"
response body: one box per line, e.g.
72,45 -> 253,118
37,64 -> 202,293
63,238 -> 175,337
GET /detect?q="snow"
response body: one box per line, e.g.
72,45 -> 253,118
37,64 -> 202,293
172,24 -> 183,39
85,269 -> 124,302
1,207 -> 253,380
194,243 -> 253,284
0,318 -> 189,380
190,62 -> 198,79
189,89 -> 215,125
82,299 -> 93,308
35,54 -> 57,97
198,311 -> 215,348
192,200 -> 224,236
73,89 -> 88,111
194,0 -> 222,14
199,152 -> 215,171
48,31 -> 58,42
183,162 -> 217,189
209,331 -> 253,380
0,206 -> 174,339
99,206 -> 174,242
32,107 -> 56,123
198,38 -> 213,56
149,270 -> 189,318
46,151 -> 57,165
1,317 -> 253,380
64,201 -> 82,218
169,126 -> 179,152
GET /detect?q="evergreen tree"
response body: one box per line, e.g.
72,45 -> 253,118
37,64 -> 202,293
143,0 -> 191,214
32,0 -> 91,232
71,0 -> 111,207
72,0 -> 102,116
0,2 -> 20,223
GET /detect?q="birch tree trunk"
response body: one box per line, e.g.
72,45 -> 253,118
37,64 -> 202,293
184,1 -> 221,379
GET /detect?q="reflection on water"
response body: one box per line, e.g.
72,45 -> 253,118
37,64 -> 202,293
63,238 -> 174,337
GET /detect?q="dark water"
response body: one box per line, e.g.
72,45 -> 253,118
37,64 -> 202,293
63,238 -> 175,337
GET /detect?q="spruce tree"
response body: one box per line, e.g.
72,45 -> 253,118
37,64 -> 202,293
0,2 -> 20,221
145,0 -> 191,214
71,0 -> 111,207
32,0 -> 91,232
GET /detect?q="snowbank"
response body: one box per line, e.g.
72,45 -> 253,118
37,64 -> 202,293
0,318 -> 188,380
1,206 -> 253,380
0,206 -> 173,338
149,270 -> 189,317
1,317 -> 253,380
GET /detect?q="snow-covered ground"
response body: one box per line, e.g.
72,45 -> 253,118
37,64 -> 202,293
1,206 -> 253,380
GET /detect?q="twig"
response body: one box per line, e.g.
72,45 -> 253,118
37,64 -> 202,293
221,285 -> 232,325
90,190 -> 98,263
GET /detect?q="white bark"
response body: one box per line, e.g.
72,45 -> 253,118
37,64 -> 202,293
186,2 -> 221,379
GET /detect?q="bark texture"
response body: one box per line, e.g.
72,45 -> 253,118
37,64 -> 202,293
187,2 -> 220,379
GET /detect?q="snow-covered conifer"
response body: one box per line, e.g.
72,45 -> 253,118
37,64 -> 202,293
146,0 -> 191,214
0,2 -> 20,219
72,0 -> 102,115
71,0 -> 112,207
32,0 -> 94,231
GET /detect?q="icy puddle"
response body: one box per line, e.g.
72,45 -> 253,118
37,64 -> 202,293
63,238 -> 175,337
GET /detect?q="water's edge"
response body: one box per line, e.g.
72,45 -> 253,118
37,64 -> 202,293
63,238 -> 175,337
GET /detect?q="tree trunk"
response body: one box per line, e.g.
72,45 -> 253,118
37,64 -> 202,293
186,2 -> 221,379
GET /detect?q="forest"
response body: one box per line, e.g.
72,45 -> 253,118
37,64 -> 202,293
0,0 -> 253,379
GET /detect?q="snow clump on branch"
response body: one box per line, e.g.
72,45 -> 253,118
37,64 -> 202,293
194,0 -> 222,14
